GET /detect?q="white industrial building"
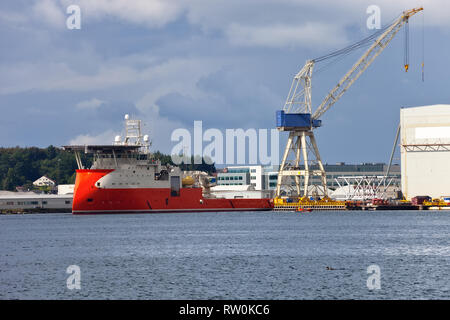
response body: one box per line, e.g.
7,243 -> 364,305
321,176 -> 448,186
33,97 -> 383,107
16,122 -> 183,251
57,184 -> 75,195
0,191 -> 72,211
217,164 -> 400,197
400,104 -> 450,200
217,165 -> 265,190
210,185 -> 273,199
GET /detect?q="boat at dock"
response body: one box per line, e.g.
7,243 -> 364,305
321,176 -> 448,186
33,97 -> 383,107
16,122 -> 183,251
63,116 -> 273,214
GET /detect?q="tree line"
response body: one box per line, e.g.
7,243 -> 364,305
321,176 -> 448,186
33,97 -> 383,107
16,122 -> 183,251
0,147 -> 216,191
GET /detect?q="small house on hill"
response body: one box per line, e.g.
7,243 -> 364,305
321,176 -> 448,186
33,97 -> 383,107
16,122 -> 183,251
33,176 -> 56,187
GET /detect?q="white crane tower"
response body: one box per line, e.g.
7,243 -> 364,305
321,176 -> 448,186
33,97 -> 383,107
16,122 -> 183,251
275,7 -> 423,199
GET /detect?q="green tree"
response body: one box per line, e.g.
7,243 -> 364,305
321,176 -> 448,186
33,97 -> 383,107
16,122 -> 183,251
2,168 -> 16,190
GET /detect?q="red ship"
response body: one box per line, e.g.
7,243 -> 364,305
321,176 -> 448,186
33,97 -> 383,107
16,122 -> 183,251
64,116 -> 273,214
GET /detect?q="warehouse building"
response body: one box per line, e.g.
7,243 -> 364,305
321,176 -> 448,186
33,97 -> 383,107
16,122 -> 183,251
217,163 -> 400,192
0,191 -> 72,212
400,104 -> 450,199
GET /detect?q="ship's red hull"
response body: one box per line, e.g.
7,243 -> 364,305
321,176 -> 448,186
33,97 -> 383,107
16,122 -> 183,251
72,169 -> 273,214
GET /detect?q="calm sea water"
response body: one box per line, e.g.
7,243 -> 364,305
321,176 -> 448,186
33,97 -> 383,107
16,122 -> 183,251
0,210 -> 449,299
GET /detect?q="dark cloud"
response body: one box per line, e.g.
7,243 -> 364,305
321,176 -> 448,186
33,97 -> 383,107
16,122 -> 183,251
157,67 -> 280,129
0,91 -> 140,147
0,1 -> 449,164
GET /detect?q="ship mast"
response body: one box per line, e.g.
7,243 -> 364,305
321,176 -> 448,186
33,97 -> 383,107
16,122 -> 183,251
115,114 -> 151,154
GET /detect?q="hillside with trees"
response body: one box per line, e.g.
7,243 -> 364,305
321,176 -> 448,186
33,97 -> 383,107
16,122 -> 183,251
0,147 -> 215,191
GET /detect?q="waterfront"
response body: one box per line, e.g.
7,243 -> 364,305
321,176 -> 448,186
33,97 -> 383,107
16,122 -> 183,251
0,211 -> 449,299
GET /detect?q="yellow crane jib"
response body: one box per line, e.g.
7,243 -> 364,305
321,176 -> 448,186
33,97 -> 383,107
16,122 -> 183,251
403,7 -> 423,18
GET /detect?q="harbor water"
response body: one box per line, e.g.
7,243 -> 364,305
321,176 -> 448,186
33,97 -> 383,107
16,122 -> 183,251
0,210 -> 449,299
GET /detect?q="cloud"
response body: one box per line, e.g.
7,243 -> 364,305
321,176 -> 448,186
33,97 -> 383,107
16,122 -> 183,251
69,129 -> 118,145
157,67 -> 280,128
61,0 -> 183,28
0,10 -> 27,25
0,56 -> 219,95
6,0 -> 450,34
2,0 -> 450,162
32,0 -> 66,28
75,98 -> 105,109
225,22 -> 348,48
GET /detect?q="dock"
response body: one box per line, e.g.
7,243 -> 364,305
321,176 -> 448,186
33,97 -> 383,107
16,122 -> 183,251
273,197 -> 449,211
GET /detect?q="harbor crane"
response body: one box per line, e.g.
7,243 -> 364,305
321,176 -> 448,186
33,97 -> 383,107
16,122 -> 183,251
275,7 -> 423,199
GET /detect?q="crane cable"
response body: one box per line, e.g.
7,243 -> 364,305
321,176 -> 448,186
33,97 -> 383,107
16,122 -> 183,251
312,15 -> 400,64
404,18 -> 409,72
311,15 -> 401,92
422,9 -> 425,81
309,10 -> 423,84
313,25 -> 389,63
312,14 -> 400,76
314,37 -> 377,76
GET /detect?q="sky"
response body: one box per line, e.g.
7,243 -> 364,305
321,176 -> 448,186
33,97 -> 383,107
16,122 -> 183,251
0,0 -> 449,165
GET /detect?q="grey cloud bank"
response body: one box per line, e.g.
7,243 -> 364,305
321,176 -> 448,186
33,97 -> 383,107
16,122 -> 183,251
0,0 -> 448,163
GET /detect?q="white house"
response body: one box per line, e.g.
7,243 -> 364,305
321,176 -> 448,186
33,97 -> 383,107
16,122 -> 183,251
33,176 -> 56,187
